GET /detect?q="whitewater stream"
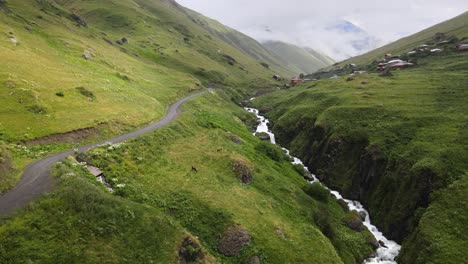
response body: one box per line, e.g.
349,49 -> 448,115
245,107 -> 401,264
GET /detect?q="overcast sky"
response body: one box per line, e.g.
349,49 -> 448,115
177,0 -> 468,60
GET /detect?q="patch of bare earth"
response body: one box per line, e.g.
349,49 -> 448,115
23,124 -> 107,146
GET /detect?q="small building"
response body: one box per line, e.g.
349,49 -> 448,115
419,44 -> 429,48
407,51 -> 417,55
351,70 -> 367,75
457,44 -> 468,52
389,62 -> 414,69
87,165 -> 104,177
430,48 -> 443,53
291,77 -> 304,86
387,59 -> 404,65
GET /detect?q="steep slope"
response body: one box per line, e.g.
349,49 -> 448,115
0,0 -> 377,263
181,8 -> 297,76
252,14 -> 468,264
333,11 -> 468,68
0,0 -> 284,191
263,41 -> 335,74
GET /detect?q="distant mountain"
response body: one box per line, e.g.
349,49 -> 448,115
262,41 -> 334,74
325,20 -> 381,59
336,11 -> 468,67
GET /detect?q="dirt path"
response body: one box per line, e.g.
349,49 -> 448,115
0,90 -> 210,215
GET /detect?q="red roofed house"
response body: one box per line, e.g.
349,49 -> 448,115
291,77 -> 304,86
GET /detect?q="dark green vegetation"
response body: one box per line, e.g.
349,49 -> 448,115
0,92 -> 376,263
263,41 -> 335,74
0,1 -> 379,262
252,23 -> 468,262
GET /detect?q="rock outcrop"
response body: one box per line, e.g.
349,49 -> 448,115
232,161 -> 253,184
217,226 -> 251,256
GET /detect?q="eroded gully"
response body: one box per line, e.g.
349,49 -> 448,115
245,107 -> 401,264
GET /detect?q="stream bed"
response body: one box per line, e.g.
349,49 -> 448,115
245,107 -> 401,264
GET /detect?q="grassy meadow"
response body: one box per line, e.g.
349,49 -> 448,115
0,0 -> 288,192
252,49 -> 468,263
0,91 -> 376,263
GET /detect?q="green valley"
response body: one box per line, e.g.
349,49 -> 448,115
0,0 -> 378,263
251,14 -> 468,263
0,0 -> 466,263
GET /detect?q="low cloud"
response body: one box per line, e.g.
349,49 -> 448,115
178,0 -> 468,60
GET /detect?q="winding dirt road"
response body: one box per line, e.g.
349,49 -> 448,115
0,90 -> 210,215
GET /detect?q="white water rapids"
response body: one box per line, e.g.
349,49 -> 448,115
245,107 -> 401,263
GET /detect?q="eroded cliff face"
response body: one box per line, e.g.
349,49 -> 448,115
270,119 -> 444,244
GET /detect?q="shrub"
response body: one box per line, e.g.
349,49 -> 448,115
116,73 -> 130,81
255,141 -> 289,162
76,87 -> 95,99
55,92 -> 65,97
303,182 -> 330,203
26,104 -> 47,114
260,62 -> 270,69
293,164 -> 307,177
313,206 -> 336,240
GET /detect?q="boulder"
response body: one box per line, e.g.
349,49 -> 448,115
116,37 -> 129,45
248,256 -> 261,264
344,211 -> 365,231
275,227 -> 286,240
359,211 -> 367,221
218,226 -> 251,256
83,49 -> 92,60
232,161 -> 253,184
361,81 -> 369,85
231,136 -> 243,145
71,14 -> 87,27
346,77 -> 355,82
379,240 -> 388,248
9,36 -> 17,44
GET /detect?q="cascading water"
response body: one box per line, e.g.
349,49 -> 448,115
245,107 -> 401,264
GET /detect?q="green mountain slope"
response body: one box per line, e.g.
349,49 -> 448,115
334,11 -> 468,68
181,8 -> 298,76
0,0 -> 377,263
252,14 -> 468,264
263,41 -> 335,74
0,0 -> 285,190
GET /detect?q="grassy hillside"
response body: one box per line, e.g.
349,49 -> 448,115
0,0 -> 380,263
252,34 -> 468,263
263,41 -> 335,74
182,9 -> 298,77
330,11 -> 468,68
0,91 -> 377,263
0,0 -> 287,192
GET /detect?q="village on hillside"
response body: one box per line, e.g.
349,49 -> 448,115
271,33 -> 468,88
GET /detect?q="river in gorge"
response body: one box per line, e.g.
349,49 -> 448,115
245,107 -> 401,264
